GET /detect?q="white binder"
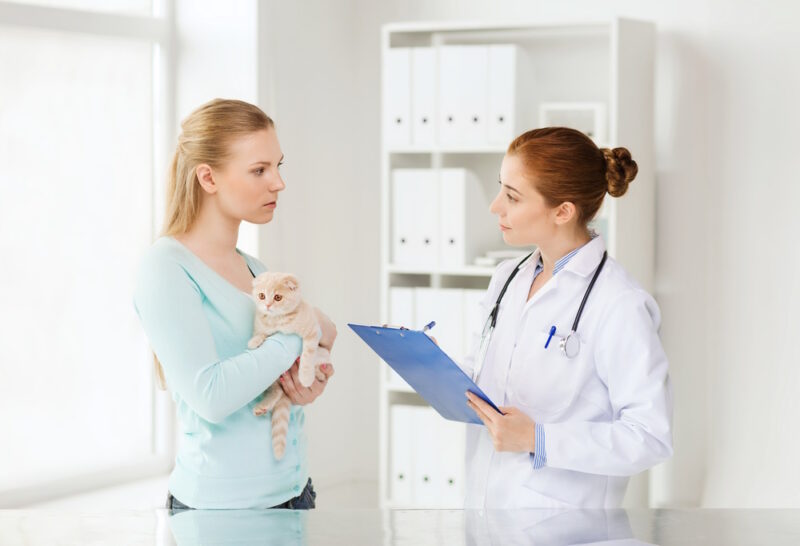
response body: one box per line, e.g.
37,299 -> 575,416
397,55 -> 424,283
391,169 -> 439,267
410,47 -> 436,148
388,287 -> 415,391
383,47 -> 411,149
414,288 -> 465,364
437,416 -> 466,507
438,46 -> 489,148
439,169 -> 502,268
488,44 -> 518,146
462,288 -> 487,371
412,406 -> 441,507
390,405 -> 415,505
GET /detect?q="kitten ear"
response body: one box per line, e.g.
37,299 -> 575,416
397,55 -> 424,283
284,274 -> 300,292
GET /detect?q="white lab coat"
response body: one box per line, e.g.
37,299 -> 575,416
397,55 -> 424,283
459,236 -> 673,509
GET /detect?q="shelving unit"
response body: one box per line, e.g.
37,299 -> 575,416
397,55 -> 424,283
378,18 -> 655,509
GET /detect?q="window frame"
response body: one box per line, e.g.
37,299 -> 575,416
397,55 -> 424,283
0,0 -> 177,507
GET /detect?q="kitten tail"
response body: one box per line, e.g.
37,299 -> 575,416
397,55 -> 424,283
271,395 -> 292,460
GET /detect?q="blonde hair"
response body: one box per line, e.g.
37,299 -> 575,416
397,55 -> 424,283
154,98 -> 274,390
161,98 -> 275,237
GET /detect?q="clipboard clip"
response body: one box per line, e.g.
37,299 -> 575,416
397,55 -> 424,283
378,324 -> 410,330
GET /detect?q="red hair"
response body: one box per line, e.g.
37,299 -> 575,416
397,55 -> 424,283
507,127 -> 638,225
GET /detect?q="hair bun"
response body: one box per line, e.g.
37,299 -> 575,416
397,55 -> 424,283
602,147 -> 638,197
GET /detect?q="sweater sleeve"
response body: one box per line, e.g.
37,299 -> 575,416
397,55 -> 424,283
133,252 -> 302,424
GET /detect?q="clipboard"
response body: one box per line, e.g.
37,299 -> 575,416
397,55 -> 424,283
348,323 -> 501,424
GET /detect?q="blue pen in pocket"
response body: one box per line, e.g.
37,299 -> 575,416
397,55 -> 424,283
544,325 -> 556,349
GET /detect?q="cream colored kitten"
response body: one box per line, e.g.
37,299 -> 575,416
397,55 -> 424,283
248,272 -> 327,460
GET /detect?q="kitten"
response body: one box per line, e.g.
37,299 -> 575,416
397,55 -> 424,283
247,272 -> 328,460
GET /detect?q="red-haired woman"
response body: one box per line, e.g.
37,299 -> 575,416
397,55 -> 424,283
462,127 -> 673,509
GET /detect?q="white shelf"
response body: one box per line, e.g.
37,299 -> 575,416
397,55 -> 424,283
383,18 -> 613,35
386,263 -> 495,277
388,146 -> 507,154
378,17 -> 655,510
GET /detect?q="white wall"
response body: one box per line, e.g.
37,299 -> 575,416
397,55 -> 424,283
175,0 -> 260,255
257,0 -> 380,500
258,0 -> 800,507
699,0 -> 800,507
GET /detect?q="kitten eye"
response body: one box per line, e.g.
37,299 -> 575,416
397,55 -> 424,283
274,294 -> 283,302
258,293 -> 265,300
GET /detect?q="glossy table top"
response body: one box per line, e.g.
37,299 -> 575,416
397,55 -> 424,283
2,508 -> 799,545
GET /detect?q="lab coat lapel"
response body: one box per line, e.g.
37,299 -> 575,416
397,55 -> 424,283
562,236 -> 607,278
519,236 -> 607,317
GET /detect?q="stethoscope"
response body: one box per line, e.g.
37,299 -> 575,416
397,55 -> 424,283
472,249 -> 608,382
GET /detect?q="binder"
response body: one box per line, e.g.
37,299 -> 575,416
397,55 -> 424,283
488,44 -> 518,146
348,323 -> 501,424
462,289 -> 487,376
412,406 -> 440,507
390,405 -> 415,505
388,288 -> 415,391
438,46 -> 489,147
391,169 -> 439,267
383,47 -> 411,149
410,47 -> 436,148
414,288 -> 464,364
438,415 -> 466,507
439,169 -> 502,267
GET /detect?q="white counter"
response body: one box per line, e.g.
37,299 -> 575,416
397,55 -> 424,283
2,508 -> 799,545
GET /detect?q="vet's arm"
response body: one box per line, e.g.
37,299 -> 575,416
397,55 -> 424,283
133,256 -> 302,424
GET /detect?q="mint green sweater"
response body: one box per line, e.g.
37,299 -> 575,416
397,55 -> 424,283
133,236 -> 307,509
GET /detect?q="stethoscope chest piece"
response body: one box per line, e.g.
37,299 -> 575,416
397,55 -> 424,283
559,331 -> 581,359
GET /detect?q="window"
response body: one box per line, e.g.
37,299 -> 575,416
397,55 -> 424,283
0,0 -> 172,503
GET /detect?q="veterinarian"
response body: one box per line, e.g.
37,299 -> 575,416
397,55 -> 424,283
133,99 -> 336,510
461,127 -> 673,508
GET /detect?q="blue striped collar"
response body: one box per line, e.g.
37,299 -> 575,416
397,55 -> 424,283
534,232 -> 599,276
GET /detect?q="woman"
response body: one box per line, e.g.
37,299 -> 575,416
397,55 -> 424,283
133,99 -> 337,510
462,127 -> 673,509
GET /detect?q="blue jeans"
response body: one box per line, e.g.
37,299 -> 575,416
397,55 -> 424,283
166,478 -> 317,511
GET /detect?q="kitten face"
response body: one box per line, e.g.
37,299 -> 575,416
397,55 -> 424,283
251,272 -> 302,316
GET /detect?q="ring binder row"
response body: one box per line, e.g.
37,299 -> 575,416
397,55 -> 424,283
392,168 -> 501,269
387,287 -> 484,392
391,405 -> 466,508
383,45 -> 524,149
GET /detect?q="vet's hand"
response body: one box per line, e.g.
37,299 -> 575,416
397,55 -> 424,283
279,358 -> 335,406
466,391 -> 536,453
314,307 -> 337,351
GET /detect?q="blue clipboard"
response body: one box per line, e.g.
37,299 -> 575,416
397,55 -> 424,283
348,323 -> 501,424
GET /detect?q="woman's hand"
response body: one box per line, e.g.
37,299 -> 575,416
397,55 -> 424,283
279,358 -> 335,406
466,391 -> 536,453
314,307 -> 337,350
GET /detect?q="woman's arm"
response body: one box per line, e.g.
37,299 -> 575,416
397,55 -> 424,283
133,255 -> 302,424
541,289 -> 674,476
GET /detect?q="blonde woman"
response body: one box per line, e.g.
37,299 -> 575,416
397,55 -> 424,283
133,99 -> 337,510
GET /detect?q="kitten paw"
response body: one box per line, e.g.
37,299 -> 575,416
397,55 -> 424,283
298,366 -> 315,388
247,336 -> 265,349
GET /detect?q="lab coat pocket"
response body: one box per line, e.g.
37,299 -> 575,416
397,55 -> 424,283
510,329 -> 591,417
522,465 -> 607,508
